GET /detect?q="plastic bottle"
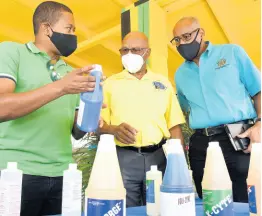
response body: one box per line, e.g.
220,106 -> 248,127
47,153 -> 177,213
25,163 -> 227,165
189,170 -> 199,199
62,163 -> 82,216
247,143 -> 261,216
202,142 -> 234,216
160,139 -> 195,216
85,134 -> 126,216
77,64 -> 103,133
146,165 -> 162,216
0,162 -> 23,216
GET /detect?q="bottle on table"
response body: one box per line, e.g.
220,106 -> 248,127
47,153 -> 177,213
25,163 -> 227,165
85,134 -> 126,216
160,139 -> 195,216
0,162 -> 23,216
146,165 -> 162,216
77,64 -> 103,133
247,143 -> 261,216
202,142 -> 234,216
62,163 -> 82,216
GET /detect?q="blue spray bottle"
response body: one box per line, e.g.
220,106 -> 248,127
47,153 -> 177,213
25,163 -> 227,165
77,64 -> 103,133
160,139 -> 196,216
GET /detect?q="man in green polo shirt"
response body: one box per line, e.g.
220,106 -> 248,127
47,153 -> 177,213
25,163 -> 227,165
0,1 -> 101,215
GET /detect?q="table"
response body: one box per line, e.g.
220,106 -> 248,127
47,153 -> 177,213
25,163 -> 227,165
127,199 -> 249,216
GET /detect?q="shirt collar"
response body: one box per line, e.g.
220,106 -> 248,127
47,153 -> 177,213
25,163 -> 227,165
122,67 -> 155,81
205,41 -> 213,56
26,42 -> 67,66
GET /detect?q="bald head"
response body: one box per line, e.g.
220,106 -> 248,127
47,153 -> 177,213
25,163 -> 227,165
122,31 -> 149,48
173,17 -> 201,36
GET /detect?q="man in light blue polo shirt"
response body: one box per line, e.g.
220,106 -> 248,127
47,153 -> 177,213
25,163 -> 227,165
171,17 -> 261,202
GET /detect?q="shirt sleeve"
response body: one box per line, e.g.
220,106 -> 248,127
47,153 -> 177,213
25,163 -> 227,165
0,42 -> 20,83
101,80 -> 111,125
175,74 -> 190,113
235,45 -> 261,97
165,82 -> 185,129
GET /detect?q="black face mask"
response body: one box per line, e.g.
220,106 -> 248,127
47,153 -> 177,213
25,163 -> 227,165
177,31 -> 201,61
49,28 -> 77,57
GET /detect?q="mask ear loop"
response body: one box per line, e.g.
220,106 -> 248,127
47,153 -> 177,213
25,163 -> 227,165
46,24 -> 54,39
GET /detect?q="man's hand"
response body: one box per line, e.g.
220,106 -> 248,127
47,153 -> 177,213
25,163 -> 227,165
98,104 -> 107,128
238,121 -> 261,153
55,65 -> 105,95
113,123 -> 138,144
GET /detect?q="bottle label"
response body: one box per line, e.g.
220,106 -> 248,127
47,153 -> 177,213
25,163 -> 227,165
77,99 -> 85,126
160,192 -> 195,215
248,185 -> 257,213
203,189 -> 234,216
146,180 -> 155,203
86,198 -> 125,216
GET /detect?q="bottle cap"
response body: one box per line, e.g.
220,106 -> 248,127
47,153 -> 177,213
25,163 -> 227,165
92,64 -> 102,72
98,134 -> 116,152
100,134 -> 114,143
251,143 -> 261,151
69,163 -> 77,170
166,139 -> 183,154
208,141 -> 220,148
166,139 -> 181,145
7,162 -> 17,170
151,165 -> 158,171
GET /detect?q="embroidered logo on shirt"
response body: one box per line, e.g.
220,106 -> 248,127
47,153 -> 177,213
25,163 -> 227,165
216,58 -> 229,69
153,81 -> 167,90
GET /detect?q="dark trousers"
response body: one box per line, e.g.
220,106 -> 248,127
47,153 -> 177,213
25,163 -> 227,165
116,146 -> 166,207
189,131 -> 250,203
0,172 -> 63,216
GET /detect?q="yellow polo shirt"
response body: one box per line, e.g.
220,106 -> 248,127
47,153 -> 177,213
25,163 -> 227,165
102,69 -> 185,147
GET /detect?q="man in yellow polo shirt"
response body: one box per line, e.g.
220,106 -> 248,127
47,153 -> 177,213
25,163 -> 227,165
101,31 -> 185,207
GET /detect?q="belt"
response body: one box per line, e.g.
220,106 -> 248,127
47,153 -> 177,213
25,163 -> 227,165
196,119 -> 253,137
118,139 -> 166,153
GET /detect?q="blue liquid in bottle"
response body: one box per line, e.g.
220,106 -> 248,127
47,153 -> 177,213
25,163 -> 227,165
77,64 -> 103,133
160,139 -> 195,216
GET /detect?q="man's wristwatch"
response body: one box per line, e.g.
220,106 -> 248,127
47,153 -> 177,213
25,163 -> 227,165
255,117 -> 261,123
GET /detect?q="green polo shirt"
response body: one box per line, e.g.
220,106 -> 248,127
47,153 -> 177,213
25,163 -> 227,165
0,41 -> 79,177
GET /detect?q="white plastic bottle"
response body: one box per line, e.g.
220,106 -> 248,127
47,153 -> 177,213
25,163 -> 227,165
202,142 -> 234,216
0,162 -> 23,216
85,134 -> 126,216
62,163 -> 82,216
247,143 -> 261,216
160,139 -> 195,216
146,165 -> 162,216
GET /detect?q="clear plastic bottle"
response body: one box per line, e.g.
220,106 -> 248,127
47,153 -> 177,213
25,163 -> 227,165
160,139 -> 195,216
85,134 -> 126,216
62,163 -> 82,216
247,143 -> 261,216
77,64 -> 103,133
146,165 -> 162,216
202,142 -> 234,216
0,162 -> 23,216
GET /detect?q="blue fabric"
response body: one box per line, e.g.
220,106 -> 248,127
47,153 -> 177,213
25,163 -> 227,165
175,42 -> 261,129
126,199 -> 249,216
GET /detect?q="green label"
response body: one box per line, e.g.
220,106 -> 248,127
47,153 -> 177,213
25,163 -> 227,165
203,189 -> 234,216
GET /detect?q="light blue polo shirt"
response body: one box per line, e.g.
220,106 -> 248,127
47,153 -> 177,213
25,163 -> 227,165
175,42 -> 261,129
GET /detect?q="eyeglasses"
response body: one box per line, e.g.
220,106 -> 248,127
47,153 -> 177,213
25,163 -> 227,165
46,59 -> 62,82
170,28 -> 200,45
119,47 -> 148,55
